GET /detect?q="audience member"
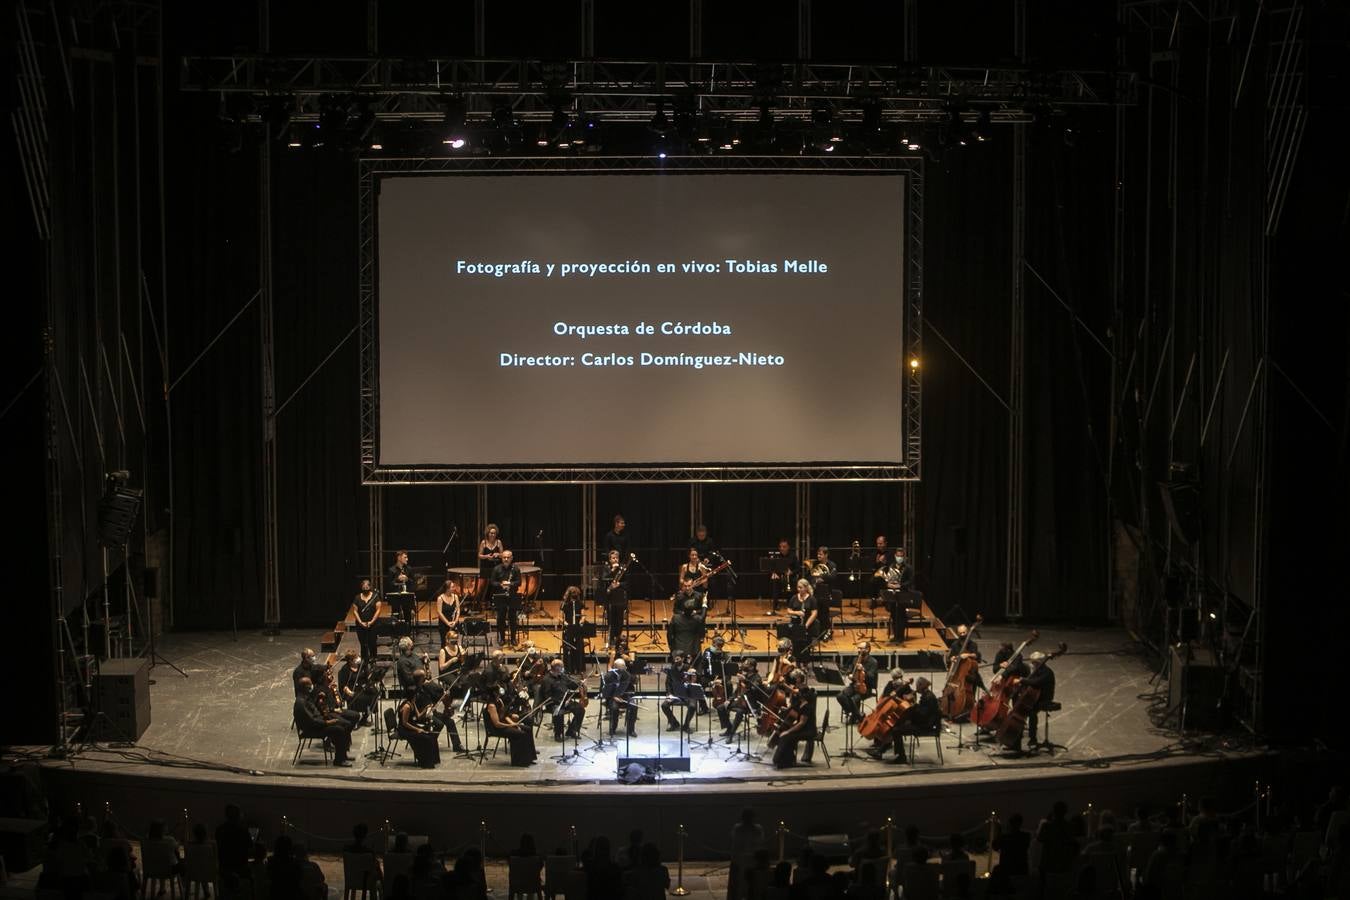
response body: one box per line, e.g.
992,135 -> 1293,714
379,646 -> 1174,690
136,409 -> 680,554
1036,801 -> 1079,874
215,804 -> 251,882
992,814 -> 1029,877
623,842 -> 671,900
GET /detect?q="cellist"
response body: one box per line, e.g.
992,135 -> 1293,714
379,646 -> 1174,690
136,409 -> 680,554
837,641 -> 879,724
865,668 -> 916,762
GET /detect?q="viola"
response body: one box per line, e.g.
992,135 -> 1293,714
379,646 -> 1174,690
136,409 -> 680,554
938,614 -> 984,720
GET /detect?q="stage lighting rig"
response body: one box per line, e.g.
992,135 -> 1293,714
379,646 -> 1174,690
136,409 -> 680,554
440,96 -> 469,148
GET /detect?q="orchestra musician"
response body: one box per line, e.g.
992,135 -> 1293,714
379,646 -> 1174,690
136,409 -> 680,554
770,669 -> 817,769
991,642 -> 1029,679
720,658 -> 763,738
785,579 -> 820,658
397,671 -> 443,768
837,641 -> 879,724
948,623 -> 985,691
600,549 -> 630,644
352,579 -> 382,664
393,636 -> 426,694
602,514 -> 630,562
667,603 -> 705,660
336,650 -> 377,725
868,674 -> 940,763
869,534 -> 893,598
807,545 -> 837,588
293,676 -> 353,766
878,547 -> 915,641
386,550 -> 415,625
770,638 -> 796,685
661,655 -> 698,733
482,687 -> 538,766
413,667 -> 465,753
435,579 -> 462,647
701,634 -> 731,684
689,525 -> 721,610
478,524 -> 504,577
490,549 -> 523,647
768,538 -> 799,614
676,548 -> 711,612
559,585 -> 586,673
292,648 -> 319,690
603,657 -> 639,738
539,659 -> 584,741
1009,651 -> 1057,754
864,668 -> 915,762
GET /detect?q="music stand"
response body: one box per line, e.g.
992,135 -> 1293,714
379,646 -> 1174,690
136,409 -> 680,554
387,590 -> 416,630
761,555 -> 791,615
727,697 -> 763,762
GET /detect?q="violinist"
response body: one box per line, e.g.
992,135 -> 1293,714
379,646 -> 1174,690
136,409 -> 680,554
838,641 -> 879,724
482,687 -> 538,766
397,670 -> 442,768
435,579 -> 462,647
661,654 -> 698,733
864,668 -> 916,762
770,669 -> 817,769
352,579 -> 382,664
438,629 -> 466,675
490,549 -> 523,647
337,650 -> 376,725
1009,651 -> 1056,753
600,549 -> 630,644
293,676 -> 353,766
540,659 -> 584,741
603,657 -> 639,738
720,659 -> 762,738
768,538 -> 799,613
394,636 -> 426,694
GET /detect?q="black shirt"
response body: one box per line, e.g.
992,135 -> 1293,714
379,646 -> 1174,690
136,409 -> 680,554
540,672 -> 571,706
337,663 -> 362,697
354,591 -> 380,625
395,653 -> 420,690
773,552 -> 800,593
1021,664 -> 1056,706
689,535 -> 716,558
667,611 -> 705,657
949,636 -> 980,663
386,563 -> 413,596
603,529 -> 630,561
601,561 -> 628,600
851,656 -> 880,690
293,696 -> 326,731
490,563 -> 521,597
993,646 -> 1029,680
909,690 -> 942,730
602,667 -> 633,699
881,678 -> 915,700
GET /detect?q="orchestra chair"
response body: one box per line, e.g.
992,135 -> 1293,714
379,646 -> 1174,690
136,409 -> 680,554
904,722 -> 945,766
507,854 -> 544,900
292,716 -> 334,766
900,862 -> 940,900
381,851 -> 413,896
342,850 -> 383,899
543,854 -> 577,900
811,708 -> 833,768
182,841 -> 220,898
937,859 -> 975,898
381,707 -> 406,765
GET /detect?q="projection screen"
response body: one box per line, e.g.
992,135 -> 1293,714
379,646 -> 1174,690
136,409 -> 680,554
374,171 -> 907,473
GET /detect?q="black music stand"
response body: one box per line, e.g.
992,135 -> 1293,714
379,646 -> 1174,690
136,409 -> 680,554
761,555 -> 792,615
629,557 -> 665,650
727,697 -> 763,762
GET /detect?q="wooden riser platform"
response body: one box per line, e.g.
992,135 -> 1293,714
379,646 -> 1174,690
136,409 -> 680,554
336,597 -> 952,666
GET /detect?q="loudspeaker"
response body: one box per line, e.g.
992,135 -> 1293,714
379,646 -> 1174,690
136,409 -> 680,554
97,485 -> 142,547
92,657 -> 151,741
1167,645 -> 1224,730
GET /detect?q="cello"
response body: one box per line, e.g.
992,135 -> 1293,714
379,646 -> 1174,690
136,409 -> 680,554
995,643 -> 1068,749
972,630 -> 1039,729
858,679 -> 915,744
938,614 -> 983,720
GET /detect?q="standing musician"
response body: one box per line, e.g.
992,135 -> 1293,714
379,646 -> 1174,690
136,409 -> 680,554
559,585 -> 587,673
769,669 -> 817,769
667,603 -> 705,661
838,641 -> 880,724
720,658 -> 764,738
490,549 -> 523,647
877,547 -> 915,640
396,671 -> 442,768
661,655 -> 698,733
352,579 -> 382,664
603,657 -> 639,738
768,539 -> 799,614
540,659 -> 584,741
482,687 -> 538,766
864,668 -> 915,762
337,650 -> 377,725
676,548 -> 711,612
434,579 -> 462,647
478,524 -> 504,577
948,623 -> 985,692
602,514 -> 631,562
599,549 -> 630,645
869,535 -> 893,598
386,550 -> 415,626
1009,651 -> 1057,753
293,676 -> 353,766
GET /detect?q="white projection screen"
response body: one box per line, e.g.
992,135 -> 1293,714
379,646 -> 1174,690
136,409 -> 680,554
373,170 -> 908,476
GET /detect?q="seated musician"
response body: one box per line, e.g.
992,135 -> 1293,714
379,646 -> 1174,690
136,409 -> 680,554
1010,651 -> 1056,753
661,655 -> 698,734
482,687 -> 538,766
770,669 -> 817,769
600,549 -> 630,645
701,634 -> 730,681
948,624 -> 985,691
877,548 -> 914,640
412,668 -> 465,754
292,648 -> 318,690
865,668 -> 916,762
438,629 -> 466,675
393,636 -> 425,695
720,658 -> 762,738
337,650 -> 376,725
293,676 -> 353,766
603,657 -> 639,738
397,674 -> 442,768
768,538 -> 799,614
991,642 -> 1030,679
808,546 -> 837,589
837,641 -> 879,724
889,676 -> 941,763
490,550 -> 522,647
677,548 -> 710,612
540,659 -> 584,741
869,535 -> 893,599
306,658 -> 361,730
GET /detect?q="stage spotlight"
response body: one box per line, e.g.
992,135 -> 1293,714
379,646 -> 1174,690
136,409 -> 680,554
536,126 -> 550,147
441,96 -> 468,147
973,109 -> 992,142
441,137 -> 466,149
285,123 -> 304,149
909,358 -> 920,370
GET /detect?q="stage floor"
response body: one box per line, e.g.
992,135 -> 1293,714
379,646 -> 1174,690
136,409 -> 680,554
122,625 -> 1190,789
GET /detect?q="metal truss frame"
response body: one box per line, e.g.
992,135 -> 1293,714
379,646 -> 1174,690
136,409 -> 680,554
181,56 -> 1134,123
357,153 -> 923,484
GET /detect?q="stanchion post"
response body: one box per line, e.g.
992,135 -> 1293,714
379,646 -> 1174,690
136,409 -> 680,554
987,810 -> 997,872
384,818 -> 392,853
1254,781 -> 1262,833
480,820 -> 492,895
777,821 -> 787,864
884,817 -> 895,894
1180,793 -> 1188,828
1084,802 -> 1094,838
570,825 -> 579,861
182,807 -> 190,843
672,825 -> 690,896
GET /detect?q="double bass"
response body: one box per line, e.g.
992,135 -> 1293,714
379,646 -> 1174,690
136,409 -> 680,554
972,630 -> 1039,729
995,643 -> 1068,749
938,614 -> 984,720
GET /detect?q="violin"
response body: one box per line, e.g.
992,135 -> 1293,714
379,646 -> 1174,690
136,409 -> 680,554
851,655 -> 870,695
938,614 -> 984,720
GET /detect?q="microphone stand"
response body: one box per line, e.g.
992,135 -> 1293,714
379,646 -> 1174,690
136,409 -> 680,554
630,557 -> 665,650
